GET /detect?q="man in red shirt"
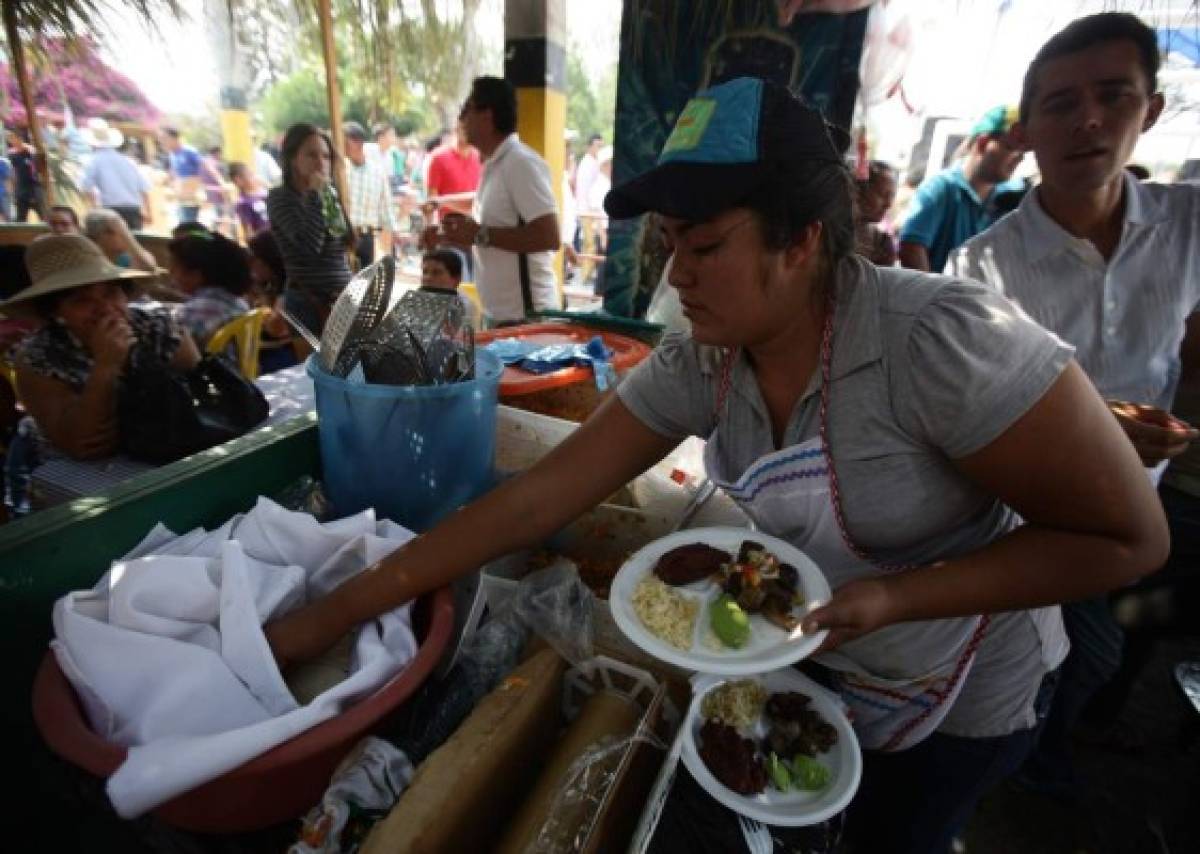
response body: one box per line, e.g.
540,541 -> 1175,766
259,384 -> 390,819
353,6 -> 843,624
426,118 -> 482,207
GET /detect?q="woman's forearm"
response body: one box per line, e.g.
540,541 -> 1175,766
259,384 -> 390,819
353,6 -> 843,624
266,398 -> 678,665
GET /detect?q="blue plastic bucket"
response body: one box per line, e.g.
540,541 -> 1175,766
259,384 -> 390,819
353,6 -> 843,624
307,350 -> 502,531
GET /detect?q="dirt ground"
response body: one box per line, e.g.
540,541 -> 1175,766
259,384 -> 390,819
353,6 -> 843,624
964,637 -> 1200,854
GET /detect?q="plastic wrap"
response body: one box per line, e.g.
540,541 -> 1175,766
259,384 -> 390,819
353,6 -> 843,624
510,560 -> 597,670
290,737 -> 414,854
273,475 -> 334,520
527,732 -> 667,854
382,607 -> 527,764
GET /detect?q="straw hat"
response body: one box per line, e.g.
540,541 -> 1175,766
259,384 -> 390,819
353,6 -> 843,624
1,234 -> 151,307
83,117 -> 124,149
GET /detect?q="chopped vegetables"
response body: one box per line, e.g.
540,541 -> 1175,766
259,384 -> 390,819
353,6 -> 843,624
790,755 -> 832,791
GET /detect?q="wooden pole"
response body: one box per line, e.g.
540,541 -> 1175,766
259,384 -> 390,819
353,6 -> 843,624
2,0 -> 52,214
317,0 -> 347,198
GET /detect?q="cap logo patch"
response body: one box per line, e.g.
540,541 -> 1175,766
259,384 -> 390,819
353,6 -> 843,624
662,97 -> 716,155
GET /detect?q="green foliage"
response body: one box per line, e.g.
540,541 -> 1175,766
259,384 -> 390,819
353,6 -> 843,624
257,67 -> 371,136
567,48 -> 617,151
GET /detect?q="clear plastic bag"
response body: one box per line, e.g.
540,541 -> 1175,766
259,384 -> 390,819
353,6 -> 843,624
510,559 -> 596,670
382,607 -> 527,763
528,731 -> 668,854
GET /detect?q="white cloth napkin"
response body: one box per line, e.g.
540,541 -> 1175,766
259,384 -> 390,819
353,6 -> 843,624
50,497 -> 420,819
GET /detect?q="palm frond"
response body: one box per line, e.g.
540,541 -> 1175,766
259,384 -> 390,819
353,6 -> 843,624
4,0 -> 185,41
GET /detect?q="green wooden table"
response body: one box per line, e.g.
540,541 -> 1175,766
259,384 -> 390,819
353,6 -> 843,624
2,414 -> 320,841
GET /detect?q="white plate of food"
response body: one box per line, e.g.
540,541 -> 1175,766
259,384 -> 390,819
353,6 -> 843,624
680,669 -> 861,827
609,527 -> 830,675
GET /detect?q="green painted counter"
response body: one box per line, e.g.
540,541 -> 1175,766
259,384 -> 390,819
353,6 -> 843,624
1,414 -> 320,836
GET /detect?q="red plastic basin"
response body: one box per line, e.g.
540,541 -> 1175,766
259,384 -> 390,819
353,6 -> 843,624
32,586 -> 454,833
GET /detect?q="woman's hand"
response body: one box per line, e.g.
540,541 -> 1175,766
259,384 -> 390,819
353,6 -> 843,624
307,170 -> 329,193
802,577 -> 900,651
88,313 -> 135,373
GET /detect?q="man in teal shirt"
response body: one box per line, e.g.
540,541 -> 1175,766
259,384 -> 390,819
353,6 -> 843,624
899,106 -> 1027,272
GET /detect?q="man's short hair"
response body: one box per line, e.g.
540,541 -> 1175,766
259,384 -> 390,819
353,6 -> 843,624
424,248 -> 464,281
589,133 -> 604,145
468,76 -> 517,135
372,122 -> 394,140
343,121 -> 368,142
162,126 -> 181,139
1020,12 -> 1160,123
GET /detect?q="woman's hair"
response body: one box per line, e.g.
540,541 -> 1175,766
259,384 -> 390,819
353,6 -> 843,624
743,158 -> 856,270
280,122 -> 333,189
228,162 -> 249,183
83,209 -> 122,241
247,230 -> 287,289
168,232 -> 252,297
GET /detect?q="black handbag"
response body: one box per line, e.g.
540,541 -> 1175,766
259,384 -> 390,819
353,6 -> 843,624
118,353 -> 269,464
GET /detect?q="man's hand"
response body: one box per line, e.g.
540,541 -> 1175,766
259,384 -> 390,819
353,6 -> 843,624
1108,400 -> 1198,466
801,577 -> 899,652
439,213 -> 479,250
419,224 -> 441,251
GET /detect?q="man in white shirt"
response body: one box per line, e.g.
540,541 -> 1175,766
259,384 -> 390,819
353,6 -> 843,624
574,133 -> 603,213
951,11 -> 1200,793
81,119 -> 151,231
436,76 -> 561,325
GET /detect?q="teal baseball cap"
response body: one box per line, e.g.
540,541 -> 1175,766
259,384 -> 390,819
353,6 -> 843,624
605,77 -> 848,221
971,105 -> 1019,138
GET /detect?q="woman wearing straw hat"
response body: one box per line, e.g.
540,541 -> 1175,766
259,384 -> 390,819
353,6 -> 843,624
4,234 -> 199,460
265,80 -> 1166,851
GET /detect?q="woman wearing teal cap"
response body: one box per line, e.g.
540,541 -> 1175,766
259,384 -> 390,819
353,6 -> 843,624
267,79 -> 1164,851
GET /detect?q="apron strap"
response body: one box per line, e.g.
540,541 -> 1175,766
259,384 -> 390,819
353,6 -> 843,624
709,346 -> 738,431
816,295 -> 914,573
879,613 -> 992,751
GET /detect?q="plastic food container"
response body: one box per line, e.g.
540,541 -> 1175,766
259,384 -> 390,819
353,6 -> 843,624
476,323 -> 651,422
307,350 -> 503,532
31,586 -> 454,833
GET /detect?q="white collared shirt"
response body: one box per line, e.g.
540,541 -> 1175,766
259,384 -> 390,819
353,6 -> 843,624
473,134 -> 559,323
950,174 -> 1200,411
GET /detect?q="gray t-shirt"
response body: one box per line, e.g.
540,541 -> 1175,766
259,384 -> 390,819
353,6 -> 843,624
618,256 -> 1073,737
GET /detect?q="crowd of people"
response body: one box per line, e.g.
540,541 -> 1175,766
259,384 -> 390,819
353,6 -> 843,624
0,10 -> 1197,851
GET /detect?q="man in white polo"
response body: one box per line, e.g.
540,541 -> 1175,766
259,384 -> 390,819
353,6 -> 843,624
436,76 -> 561,325
951,11 -> 1200,793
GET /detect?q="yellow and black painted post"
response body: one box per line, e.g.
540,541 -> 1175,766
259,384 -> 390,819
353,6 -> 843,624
505,0 -> 567,299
